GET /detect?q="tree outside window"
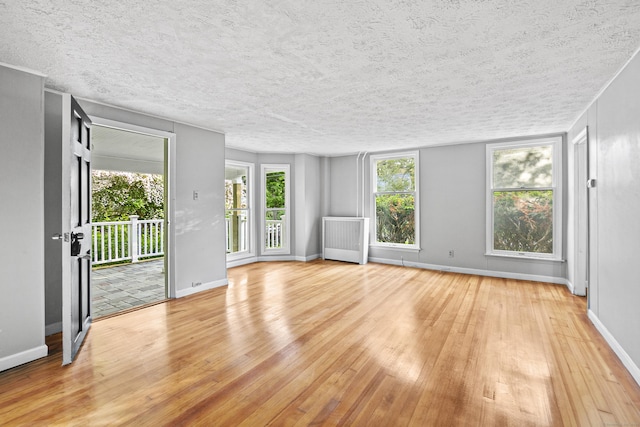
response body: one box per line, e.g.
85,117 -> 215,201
488,139 -> 561,258
372,153 -> 418,246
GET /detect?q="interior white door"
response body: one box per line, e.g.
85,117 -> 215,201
61,95 -> 92,365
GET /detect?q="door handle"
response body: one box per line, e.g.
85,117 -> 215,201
70,232 -> 83,256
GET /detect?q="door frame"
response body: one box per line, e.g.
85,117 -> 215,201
572,127 -> 589,297
90,117 -> 177,298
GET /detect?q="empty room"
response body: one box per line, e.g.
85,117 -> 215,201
1,1 -> 640,425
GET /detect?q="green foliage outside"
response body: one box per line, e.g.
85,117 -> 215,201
492,144 -> 554,254
493,190 -> 553,253
265,171 -> 285,209
91,171 -> 164,265
92,171 -> 164,221
376,194 -> 415,244
375,157 -> 415,244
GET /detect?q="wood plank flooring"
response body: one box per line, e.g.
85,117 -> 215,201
1,260 -> 639,426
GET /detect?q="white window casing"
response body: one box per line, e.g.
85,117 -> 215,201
486,137 -> 563,260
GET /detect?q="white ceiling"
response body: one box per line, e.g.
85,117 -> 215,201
2,1 -> 640,156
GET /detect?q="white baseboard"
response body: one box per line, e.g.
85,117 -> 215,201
176,278 -> 228,298
368,257 -> 566,285
588,310 -> 640,387
566,280 -> 575,294
45,321 -> 62,336
257,255 -> 297,262
0,345 -> 48,373
228,254 -> 320,268
294,254 -> 321,262
227,256 -> 258,268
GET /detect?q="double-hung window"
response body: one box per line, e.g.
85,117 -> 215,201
487,137 -> 562,259
371,152 -> 419,248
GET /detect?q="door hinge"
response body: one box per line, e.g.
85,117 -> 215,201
587,178 -> 597,188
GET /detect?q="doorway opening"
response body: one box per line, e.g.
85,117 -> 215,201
90,125 -> 168,318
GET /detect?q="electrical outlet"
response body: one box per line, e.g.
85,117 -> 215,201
192,281 -> 202,287
448,250 -> 455,258
193,190 -> 199,200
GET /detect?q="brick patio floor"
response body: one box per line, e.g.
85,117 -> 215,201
91,258 -> 166,318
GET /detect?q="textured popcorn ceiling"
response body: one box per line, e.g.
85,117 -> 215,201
2,1 -> 640,155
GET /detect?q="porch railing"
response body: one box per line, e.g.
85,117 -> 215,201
265,220 -> 283,249
91,215 -> 164,265
224,218 -> 284,252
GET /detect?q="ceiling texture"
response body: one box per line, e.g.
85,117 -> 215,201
2,1 -> 640,156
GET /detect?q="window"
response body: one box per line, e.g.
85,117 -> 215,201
371,152 -> 419,248
225,161 -> 253,258
486,137 -> 562,259
262,164 -> 290,254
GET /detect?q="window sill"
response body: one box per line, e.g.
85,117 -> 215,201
370,244 -> 421,252
485,252 -> 565,262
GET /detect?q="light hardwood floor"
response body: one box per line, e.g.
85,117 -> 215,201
1,260 -> 639,426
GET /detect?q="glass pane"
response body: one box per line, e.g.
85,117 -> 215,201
225,210 -> 248,254
375,193 -> 415,244
266,171 -> 286,209
225,165 -> 248,210
493,190 -> 553,253
265,209 -> 285,249
493,145 -> 552,188
376,157 -> 415,192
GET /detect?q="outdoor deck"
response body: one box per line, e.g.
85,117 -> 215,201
91,259 -> 166,318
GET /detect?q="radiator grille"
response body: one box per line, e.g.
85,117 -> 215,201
322,217 -> 369,264
324,219 -> 361,251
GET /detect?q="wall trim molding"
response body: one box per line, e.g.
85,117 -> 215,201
368,257 -> 567,285
0,61 -> 47,77
566,280 -> 575,294
295,254 -> 321,262
257,255 -> 297,262
0,345 -> 48,373
176,278 -> 228,298
227,256 -> 259,268
45,322 -> 62,336
588,310 -> 640,387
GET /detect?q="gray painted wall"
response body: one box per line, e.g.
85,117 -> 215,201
567,51 -> 640,381
0,65 -> 47,370
329,139 -> 567,280
294,154 -> 322,260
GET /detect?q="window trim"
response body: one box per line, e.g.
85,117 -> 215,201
370,151 -> 420,250
485,137 -> 563,260
261,163 -> 291,255
225,160 -> 254,261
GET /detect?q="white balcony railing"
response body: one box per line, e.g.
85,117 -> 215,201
225,216 -> 248,253
225,217 -> 284,252
265,220 -> 283,249
91,215 -> 164,265
94,215 -> 283,264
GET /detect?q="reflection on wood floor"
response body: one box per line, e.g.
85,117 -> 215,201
1,260 -> 639,426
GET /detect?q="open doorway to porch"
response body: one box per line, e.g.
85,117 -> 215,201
90,125 -> 167,318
